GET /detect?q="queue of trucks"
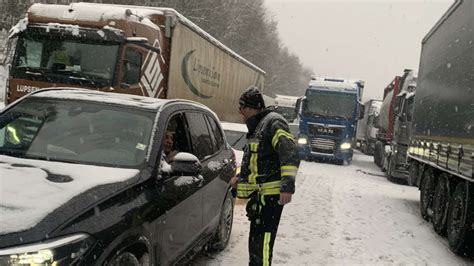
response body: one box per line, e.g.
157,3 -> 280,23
408,0 -> 473,255
373,69 -> 418,182
367,0 -> 473,256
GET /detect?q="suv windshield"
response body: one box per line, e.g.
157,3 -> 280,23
0,98 -> 154,168
303,89 -> 357,119
12,32 -> 119,86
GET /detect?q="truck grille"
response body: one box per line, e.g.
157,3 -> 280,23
310,138 -> 335,154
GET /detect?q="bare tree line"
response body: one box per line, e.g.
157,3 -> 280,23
0,0 -> 313,96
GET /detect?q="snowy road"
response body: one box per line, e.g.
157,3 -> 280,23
195,151 -> 472,265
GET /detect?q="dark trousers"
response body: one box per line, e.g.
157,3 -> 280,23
247,194 -> 284,266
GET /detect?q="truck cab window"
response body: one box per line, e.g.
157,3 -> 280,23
122,48 -> 142,85
16,38 -> 42,68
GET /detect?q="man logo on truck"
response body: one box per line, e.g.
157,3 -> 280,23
317,127 -> 334,135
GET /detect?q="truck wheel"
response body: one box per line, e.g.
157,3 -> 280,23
361,142 -> 367,154
407,161 -> 418,187
381,153 -> 388,172
447,182 -> 474,256
387,155 -> 394,179
432,175 -> 449,235
420,169 -> 434,221
209,190 -> 234,252
374,141 -> 382,166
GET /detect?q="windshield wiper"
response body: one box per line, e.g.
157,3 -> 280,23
303,111 -> 322,117
328,115 -> 349,120
15,66 -> 45,76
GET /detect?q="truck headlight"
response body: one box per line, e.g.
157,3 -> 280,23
298,137 -> 308,145
0,233 -> 94,265
340,142 -> 351,150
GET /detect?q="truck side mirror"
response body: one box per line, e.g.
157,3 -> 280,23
295,98 -> 302,114
358,103 -> 365,120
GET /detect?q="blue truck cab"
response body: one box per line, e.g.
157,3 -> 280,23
296,77 -> 364,164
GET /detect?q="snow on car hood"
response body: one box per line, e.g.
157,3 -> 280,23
0,155 -> 139,235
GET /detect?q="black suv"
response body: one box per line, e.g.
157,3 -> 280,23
0,88 -> 236,265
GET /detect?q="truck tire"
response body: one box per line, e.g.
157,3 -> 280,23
361,142 -> 367,154
374,141 -> 382,167
432,175 -> 449,235
420,169 -> 434,221
387,154 -> 394,179
381,153 -> 388,172
407,161 -> 418,187
447,182 -> 474,256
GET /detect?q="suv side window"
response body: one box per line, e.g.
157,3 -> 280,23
206,116 -> 224,150
166,113 -> 191,153
186,112 -> 214,160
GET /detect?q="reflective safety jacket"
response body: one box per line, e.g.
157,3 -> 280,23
237,108 -> 300,198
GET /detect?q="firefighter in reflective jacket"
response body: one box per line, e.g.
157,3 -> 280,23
231,86 -> 300,266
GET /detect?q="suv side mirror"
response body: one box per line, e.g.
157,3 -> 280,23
171,152 -> 202,176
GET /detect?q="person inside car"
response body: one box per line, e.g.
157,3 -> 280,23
163,130 -> 179,163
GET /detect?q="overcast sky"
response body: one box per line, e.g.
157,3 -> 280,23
264,0 -> 454,101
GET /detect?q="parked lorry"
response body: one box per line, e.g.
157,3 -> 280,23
274,94 -> 299,122
296,77 -> 364,165
407,0 -> 474,255
373,69 -> 417,182
356,99 -> 382,155
4,3 -> 265,123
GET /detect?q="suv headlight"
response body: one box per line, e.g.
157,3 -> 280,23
340,142 -> 352,150
0,234 -> 94,265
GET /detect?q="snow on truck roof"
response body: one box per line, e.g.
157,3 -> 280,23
275,94 -> 300,100
27,3 -> 265,75
308,78 -> 358,90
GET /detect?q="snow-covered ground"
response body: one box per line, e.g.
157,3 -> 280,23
195,151 -> 472,265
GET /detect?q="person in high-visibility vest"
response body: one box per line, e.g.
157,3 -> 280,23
231,86 -> 300,266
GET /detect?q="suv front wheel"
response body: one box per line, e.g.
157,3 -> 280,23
209,190 -> 234,251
